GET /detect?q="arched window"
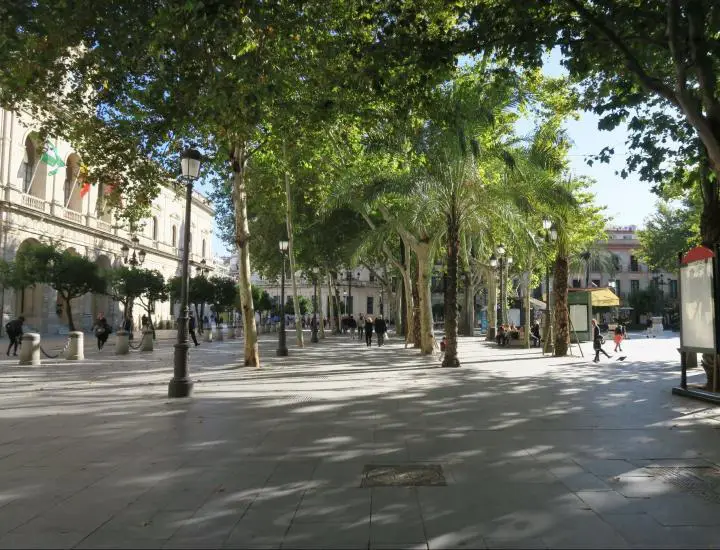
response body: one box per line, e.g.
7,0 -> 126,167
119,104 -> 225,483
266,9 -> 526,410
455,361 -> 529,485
202,239 -> 206,259
23,136 -> 38,192
152,217 -> 158,241
171,225 -> 177,247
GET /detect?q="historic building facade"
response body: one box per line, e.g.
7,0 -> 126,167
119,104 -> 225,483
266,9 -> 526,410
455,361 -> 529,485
0,108 -> 217,334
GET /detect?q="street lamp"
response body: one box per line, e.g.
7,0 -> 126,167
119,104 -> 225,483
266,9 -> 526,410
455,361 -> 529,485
196,258 -> 210,277
542,220 -> 557,355
311,267 -> 319,343
121,236 -> 146,267
168,147 -> 202,399
346,270 -> 354,316
277,240 -> 289,356
495,244 -> 511,325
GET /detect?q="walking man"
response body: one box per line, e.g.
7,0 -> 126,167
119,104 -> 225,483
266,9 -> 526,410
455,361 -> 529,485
188,312 -> 199,346
375,315 -> 387,347
5,316 -> 24,356
592,319 -> 612,363
364,316 -> 374,347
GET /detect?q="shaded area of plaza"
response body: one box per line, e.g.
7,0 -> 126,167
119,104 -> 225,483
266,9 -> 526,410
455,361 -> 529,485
0,332 -> 719,549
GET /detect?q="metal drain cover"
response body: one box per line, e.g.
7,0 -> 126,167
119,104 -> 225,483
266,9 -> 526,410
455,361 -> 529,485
648,467 -> 720,503
360,464 -> 447,487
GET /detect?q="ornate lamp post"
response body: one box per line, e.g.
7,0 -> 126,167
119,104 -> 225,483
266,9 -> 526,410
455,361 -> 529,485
277,240 -> 289,356
311,267 -> 319,343
168,147 -> 201,399
494,244 -> 513,325
542,220 -> 557,355
120,236 -> 146,267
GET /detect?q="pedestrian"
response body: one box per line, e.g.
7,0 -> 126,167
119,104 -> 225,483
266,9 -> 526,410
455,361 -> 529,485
645,315 -> 653,338
358,314 -> 365,340
613,324 -> 624,353
123,317 -> 133,340
5,316 -> 24,356
349,315 -> 357,339
592,319 -> 611,363
188,312 -> 199,346
364,316 -> 374,347
374,315 -> 387,346
530,321 -> 541,347
93,312 -> 111,350
141,314 -> 149,329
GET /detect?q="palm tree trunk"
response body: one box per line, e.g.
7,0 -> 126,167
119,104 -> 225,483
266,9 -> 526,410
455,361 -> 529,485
412,265 -> 421,349
553,255 -> 570,356
401,237 -> 415,345
461,271 -> 474,336
394,275 -> 403,335
442,215 -> 460,367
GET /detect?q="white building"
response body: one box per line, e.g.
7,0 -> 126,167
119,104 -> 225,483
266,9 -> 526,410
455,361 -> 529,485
0,108 -> 217,334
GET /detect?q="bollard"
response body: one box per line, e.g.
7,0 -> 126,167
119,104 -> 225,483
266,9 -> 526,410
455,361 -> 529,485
203,330 -> 213,343
235,326 -> 243,338
226,326 -> 235,340
216,326 -> 224,342
140,329 -> 154,352
115,330 -> 130,355
66,331 -> 84,360
19,333 -> 41,366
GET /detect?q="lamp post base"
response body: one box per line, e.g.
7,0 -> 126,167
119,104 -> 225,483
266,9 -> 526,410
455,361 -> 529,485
276,347 -> 288,356
168,341 -> 193,398
311,330 -> 319,343
277,328 -> 288,356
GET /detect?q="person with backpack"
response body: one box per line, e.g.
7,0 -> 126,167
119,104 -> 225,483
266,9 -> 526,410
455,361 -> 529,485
374,315 -> 387,347
93,313 -> 111,350
5,316 -> 24,356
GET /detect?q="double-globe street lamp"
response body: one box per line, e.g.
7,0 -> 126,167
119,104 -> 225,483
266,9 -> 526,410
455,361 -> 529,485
489,244 -> 513,326
121,236 -> 146,267
168,147 -> 202,399
277,240 -> 289,356
542,219 -> 558,355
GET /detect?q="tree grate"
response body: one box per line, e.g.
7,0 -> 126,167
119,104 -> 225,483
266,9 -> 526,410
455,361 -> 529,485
360,463 -> 446,487
648,467 -> 720,503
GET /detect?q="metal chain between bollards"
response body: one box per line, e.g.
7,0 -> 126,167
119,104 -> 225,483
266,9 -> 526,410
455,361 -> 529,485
39,338 -> 70,359
128,337 -> 143,350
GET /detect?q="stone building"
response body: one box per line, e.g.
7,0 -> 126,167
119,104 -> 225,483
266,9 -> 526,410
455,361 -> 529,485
0,108 -> 217,334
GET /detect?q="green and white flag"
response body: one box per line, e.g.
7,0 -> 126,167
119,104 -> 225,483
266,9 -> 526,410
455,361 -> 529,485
40,142 -> 65,176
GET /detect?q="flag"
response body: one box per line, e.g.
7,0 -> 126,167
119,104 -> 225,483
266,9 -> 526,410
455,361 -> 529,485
40,142 -> 65,176
79,183 -> 91,198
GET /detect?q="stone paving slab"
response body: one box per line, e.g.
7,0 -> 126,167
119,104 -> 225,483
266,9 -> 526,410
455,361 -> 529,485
0,331 -> 719,549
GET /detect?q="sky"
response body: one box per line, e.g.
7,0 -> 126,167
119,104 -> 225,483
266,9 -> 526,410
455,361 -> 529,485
206,49 -> 662,257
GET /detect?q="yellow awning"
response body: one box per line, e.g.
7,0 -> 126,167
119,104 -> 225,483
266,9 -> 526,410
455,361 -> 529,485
590,288 -> 620,307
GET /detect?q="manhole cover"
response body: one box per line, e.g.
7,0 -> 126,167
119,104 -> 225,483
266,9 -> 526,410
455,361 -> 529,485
648,467 -> 720,503
360,464 -> 447,487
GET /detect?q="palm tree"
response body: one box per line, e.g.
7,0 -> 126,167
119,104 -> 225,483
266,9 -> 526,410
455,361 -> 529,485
572,246 -> 619,287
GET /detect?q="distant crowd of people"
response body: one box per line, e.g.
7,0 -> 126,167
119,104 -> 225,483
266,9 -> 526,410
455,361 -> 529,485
339,314 -> 389,346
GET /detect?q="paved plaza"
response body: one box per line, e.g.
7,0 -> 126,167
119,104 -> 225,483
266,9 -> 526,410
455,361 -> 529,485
0,330 -> 719,549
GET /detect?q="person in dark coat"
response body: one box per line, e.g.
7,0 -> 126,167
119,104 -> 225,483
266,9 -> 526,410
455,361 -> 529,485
374,315 -> 387,346
93,313 -> 111,350
592,319 -> 611,362
188,312 -> 199,346
530,321 -> 541,347
5,316 -> 24,356
364,316 -> 374,347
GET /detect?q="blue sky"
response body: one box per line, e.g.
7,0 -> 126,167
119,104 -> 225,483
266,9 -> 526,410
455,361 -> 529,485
207,50 -> 661,257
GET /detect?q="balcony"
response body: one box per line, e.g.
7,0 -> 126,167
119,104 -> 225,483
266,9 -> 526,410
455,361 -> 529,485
21,194 -> 48,213
61,207 -> 84,225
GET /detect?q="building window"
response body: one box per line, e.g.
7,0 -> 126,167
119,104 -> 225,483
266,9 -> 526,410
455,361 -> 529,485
171,225 -> 177,247
591,279 -> 601,288
572,279 -> 582,288
369,273 -> 375,282
630,255 -> 639,272
152,217 -> 158,241
669,279 -> 678,299
367,296 -> 374,315
630,279 -> 640,293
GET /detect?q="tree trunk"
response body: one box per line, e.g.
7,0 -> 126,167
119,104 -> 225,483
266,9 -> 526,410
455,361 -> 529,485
411,265 -> 421,348
523,270 -> 531,348
415,240 -> 434,355
461,271 -> 474,336
318,274 -> 326,338
64,295 -> 75,331
486,268 -> 497,341
232,143 -> 260,367
402,237 -> 415,346
326,274 -> 336,335
553,255 -> 570,357
442,215 -> 460,367
395,275 -> 403,334
283,141 -> 304,347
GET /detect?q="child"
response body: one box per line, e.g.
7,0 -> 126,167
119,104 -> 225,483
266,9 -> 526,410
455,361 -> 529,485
613,324 -> 624,352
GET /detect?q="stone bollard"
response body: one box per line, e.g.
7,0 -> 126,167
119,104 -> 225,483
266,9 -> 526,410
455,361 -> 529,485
19,333 -> 41,366
204,330 -> 213,343
66,331 -> 84,360
235,326 -> 243,338
115,330 -> 130,355
216,326 -> 224,342
226,326 -> 235,340
140,329 -> 154,352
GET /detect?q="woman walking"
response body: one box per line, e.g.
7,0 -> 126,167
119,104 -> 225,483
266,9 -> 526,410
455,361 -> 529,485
93,313 -> 111,350
592,319 -> 612,363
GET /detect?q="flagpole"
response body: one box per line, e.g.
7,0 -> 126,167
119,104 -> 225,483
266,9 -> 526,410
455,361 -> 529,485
64,173 -> 80,209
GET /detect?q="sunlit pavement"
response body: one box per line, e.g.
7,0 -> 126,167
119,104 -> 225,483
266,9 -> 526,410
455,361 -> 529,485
0,331 -> 719,549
